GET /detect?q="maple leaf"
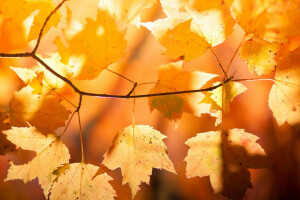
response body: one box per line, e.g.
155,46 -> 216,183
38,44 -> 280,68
50,163 -> 116,200
231,0 -> 268,39
240,39 -> 279,75
275,36 -> 300,61
102,124 -> 176,197
182,0 -> 235,46
10,86 -> 70,132
148,61 -> 217,121
103,0 -> 157,26
3,126 -> 70,196
0,0 -> 61,52
11,67 -> 45,94
185,129 -> 271,200
200,81 -> 247,125
55,8 -> 127,80
268,47 -> 300,127
160,0 -> 188,17
62,0 -> 100,24
231,0 -> 300,42
0,112 -> 16,155
11,53 -> 74,93
36,53 -> 74,90
143,17 -> 209,61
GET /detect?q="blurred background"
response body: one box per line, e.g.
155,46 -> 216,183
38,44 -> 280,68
0,1 -> 300,200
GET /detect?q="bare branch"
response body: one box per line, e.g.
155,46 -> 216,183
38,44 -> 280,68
32,0 -> 67,54
0,52 -> 32,58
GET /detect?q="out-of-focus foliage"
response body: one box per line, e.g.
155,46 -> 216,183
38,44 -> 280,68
0,0 -> 300,200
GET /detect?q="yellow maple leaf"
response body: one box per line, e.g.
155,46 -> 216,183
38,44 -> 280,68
160,0 -> 188,17
11,53 -> 73,93
50,163 -> 116,200
185,129 -> 271,200
0,0 -> 61,52
200,82 -> 247,125
231,0 -> 267,38
102,125 -> 176,197
10,86 -> 70,132
3,126 -> 70,196
182,0 -> 235,46
103,0 -> 157,26
240,38 -> 279,75
11,67 -> 46,94
55,8 -> 127,80
148,61 -> 217,121
144,17 -> 209,61
268,47 -> 300,127
37,53 -> 74,89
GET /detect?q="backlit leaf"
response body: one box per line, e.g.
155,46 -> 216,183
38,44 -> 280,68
102,124 -> 176,197
183,0 -> 235,46
4,126 -> 70,196
185,129 -> 271,200
269,47 -> 300,127
144,17 -> 209,61
103,0 -> 157,26
50,163 -> 116,200
240,39 -> 279,75
55,8 -> 127,80
10,86 -> 70,132
0,0 -> 61,51
148,61 -> 217,121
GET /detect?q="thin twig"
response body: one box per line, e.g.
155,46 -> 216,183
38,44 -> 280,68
0,52 -> 32,58
32,0 -> 67,54
32,54 -> 81,93
232,78 -> 274,82
105,68 -> 134,83
81,79 -> 232,98
211,49 -> 227,78
78,110 -> 84,162
127,82 -> 137,96
52,89 -> 77,108
225,35 -> 247,74
58,110 -> 77,137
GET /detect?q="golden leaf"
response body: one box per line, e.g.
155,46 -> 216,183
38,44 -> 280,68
103,0 -> 157,26
102,125 -> 176,197
240,39 -> 279,75
148,61 -> 217,121
55,8 -> 127,80
183,0 -> 235,46
4,126 -> 70,196
185,129 -> 271,200
10,86 -> 70,132
50,163 -> 116,200
269,47 -> 300,127
144,18 -> 209,61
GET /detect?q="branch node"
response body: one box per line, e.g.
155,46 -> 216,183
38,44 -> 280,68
127,82 -> 138,97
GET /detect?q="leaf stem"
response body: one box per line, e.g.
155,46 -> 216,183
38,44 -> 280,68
225,35 -> 247,74
32,0 -> 67,54
211,48 -> 228,78
78,111 -> 84,163
232,78 -> 274,82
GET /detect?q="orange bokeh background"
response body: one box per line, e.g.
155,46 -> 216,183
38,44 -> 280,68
0,2 -> 300,200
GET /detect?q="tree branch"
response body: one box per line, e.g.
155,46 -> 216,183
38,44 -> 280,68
0,52 -> 32,58
32,0 -> 67,54
211,48 -> 227,78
